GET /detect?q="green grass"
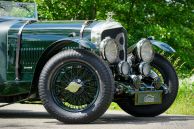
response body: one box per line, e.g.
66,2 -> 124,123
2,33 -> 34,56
109,81 -> 194,115
166,81 -> 194,115
109,102 -> 121,110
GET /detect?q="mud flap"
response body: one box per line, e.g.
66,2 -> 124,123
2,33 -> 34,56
135,90 -> 163,105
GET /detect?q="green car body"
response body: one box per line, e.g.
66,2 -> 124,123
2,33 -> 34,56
0,1 -> 179,124
0,19 -> 175,97
0,20 -> 100,96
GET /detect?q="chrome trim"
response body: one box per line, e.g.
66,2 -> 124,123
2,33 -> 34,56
136,38 -> 154,62
115,32 -> 126,61
91,21 -> 123,46
91,21 -> 127,62
80,20 -> 93,39
15,20 -> 32,80
34,1 -> 38,20
139,62 -> 151,76
100,37 -> 119,63
118,61 -> 130,75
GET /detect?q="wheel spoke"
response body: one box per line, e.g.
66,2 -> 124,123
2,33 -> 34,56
81,68 -> 91,80
51,61 -> 99,112
76,66 -> 82,77
62,69 -> 72,82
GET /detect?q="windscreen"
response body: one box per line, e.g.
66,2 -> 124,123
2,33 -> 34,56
0,1 -> 37,20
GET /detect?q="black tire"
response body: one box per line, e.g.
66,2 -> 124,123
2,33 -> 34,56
38,49 -> 114,123
117,53 -> 178,117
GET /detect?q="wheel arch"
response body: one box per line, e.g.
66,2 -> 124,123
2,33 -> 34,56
30,38 -> 97,95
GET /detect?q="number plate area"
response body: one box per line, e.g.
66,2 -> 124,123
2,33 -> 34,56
135,90 -> 163,105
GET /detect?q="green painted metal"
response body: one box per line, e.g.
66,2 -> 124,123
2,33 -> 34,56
0,20 -> 98,96
7,20 -> 90,80
0,20 -> 20,84
0,81 -> 30,96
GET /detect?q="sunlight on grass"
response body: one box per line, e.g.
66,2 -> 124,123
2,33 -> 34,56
166,81 -> 194,115
109,102 -> 121,110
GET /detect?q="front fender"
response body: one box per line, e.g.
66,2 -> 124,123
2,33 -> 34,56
150,40 -> 176,53
54,38 -> 97,49
30,38 -> 97,95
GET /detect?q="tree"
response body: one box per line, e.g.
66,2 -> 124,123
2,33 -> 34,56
15,0 -> 194,74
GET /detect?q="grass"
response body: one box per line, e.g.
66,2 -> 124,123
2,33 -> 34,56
166,81 -> 194,115
109,80 -> 194,115
109,102 -> 121,110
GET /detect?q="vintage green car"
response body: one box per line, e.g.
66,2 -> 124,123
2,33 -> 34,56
0,1 -> 178,123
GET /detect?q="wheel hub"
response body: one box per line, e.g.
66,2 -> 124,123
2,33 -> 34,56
65,79 -> 83,93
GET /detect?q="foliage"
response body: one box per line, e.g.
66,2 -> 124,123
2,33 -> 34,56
159,51 -> 186,77
14,0 -> 194,76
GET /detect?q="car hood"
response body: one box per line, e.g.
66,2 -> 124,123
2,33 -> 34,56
24,21 -> 85,30
7,20 -> 97,43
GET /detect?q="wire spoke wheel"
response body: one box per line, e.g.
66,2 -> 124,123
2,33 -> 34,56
38,49 -> 114,123
51,62 -> 99,112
